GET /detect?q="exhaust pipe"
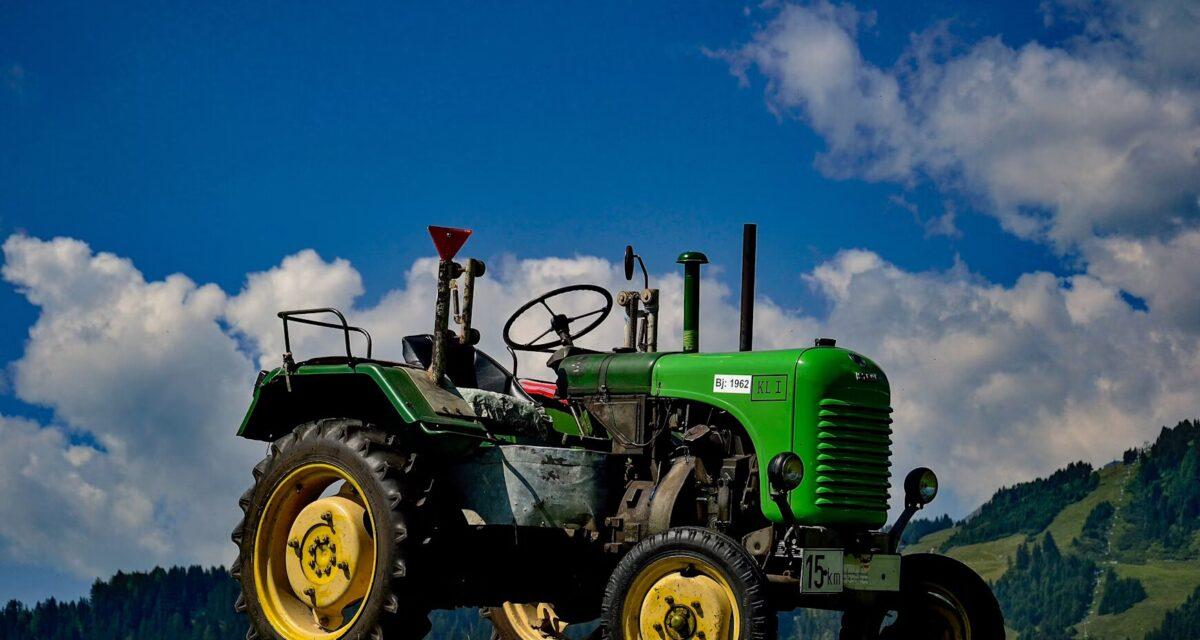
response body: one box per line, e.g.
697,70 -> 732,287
739,223 -> 757,352
676,251 -> 708,353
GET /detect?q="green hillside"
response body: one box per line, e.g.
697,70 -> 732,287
908,419 -> 1200,640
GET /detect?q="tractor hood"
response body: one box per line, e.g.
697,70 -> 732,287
652,345 -> 892,526
555,345 -> 892,526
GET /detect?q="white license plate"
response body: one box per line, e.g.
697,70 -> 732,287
798,549 -> 844,593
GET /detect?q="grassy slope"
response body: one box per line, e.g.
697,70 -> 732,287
1048,463 -> 1131,547
1078,560 -> 1200,640
908,461 -> 1200,640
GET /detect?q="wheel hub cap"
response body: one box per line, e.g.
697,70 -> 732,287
284,496 -> 374,618
664,604 -> 697,638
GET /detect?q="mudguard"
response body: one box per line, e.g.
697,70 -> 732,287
238,361 -> 489,443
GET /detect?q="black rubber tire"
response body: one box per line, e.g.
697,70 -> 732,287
866,553 -> 1005,640
231,419 -> 434,640
601,527 -> 776,640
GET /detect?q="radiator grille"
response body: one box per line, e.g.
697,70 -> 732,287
814,398 -> 893,512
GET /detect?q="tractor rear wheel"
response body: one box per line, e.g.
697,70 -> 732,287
868,553 -> 1004,640
601,527 -> 775,640
232,419 -> 433,640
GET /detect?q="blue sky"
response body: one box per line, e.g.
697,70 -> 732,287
0,0 -> 1197,605
0,1 -> 1062,309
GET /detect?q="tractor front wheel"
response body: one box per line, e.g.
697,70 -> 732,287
601,527 -> 775,640
232,419 -> 433,640
868,553 -> 1004,640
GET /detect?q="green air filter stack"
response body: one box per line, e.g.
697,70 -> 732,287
676,251 -> 708,353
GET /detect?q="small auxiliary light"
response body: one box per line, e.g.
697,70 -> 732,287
904,467 -> 939,507
768,452 -> 805,493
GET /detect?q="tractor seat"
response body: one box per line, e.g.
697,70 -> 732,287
400,334 -> 531,401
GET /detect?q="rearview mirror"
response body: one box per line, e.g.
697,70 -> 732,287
624,245 -> 635,281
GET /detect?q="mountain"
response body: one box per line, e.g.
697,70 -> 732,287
5,419 -> 1200,639
905,418 -> 1200,640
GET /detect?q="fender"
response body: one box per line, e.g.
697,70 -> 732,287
647,456 -> 698,535
238,361 -> 488,443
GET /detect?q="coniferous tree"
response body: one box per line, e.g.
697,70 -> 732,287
1097,568 -> 1147,615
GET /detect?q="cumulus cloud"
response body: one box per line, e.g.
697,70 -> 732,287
808,250 -> 1199,504
721,1 -> 1200,249
0,236 -> 261,577
4,230 -> 1197,578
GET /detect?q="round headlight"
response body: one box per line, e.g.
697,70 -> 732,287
768,453 -> 805,492
904,467 -> 939,506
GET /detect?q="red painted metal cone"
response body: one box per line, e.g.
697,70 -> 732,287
428,226 -> 472,261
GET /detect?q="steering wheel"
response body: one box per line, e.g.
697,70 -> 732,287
503,284 -> 614,352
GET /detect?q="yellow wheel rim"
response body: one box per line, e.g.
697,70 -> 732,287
253,463 -> 378,640
920,584 -> 971,640
622,555 -> 740,640
486,602 -> 569,639
882,582 -> 972,640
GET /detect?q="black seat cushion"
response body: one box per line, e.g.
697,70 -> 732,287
401,335 -> 524,399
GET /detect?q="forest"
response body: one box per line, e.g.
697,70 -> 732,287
944,461 -> 1099,548
1118,420 -> 1200,556
992,533 -> 1097,639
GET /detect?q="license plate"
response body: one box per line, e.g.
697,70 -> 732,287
844,553 -> 901,591
798,549 -> 844,593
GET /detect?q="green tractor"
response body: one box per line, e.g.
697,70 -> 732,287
231,225 -> 1003,640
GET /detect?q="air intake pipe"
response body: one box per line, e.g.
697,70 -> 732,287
739,223 -> 756,352
676,251 -> 708,353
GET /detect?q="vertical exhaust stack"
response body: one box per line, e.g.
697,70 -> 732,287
676,251 -> 708,353
739,223 -> 757,352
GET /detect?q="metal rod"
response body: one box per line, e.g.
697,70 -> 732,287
429,260 -> 457,383
457,258 -> 484,345
644,289 -> 659,352
277,308 -> 373,360
739,223 -> 757,352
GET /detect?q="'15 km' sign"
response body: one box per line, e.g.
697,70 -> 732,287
713,374 -> 788,401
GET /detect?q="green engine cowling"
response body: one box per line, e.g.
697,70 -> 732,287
648,344 -> 893,529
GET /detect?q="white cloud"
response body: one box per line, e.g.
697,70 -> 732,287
808,250 -> 1199,506
5,232 -> 1196,573
722,1 -> 1200,501
1044,0 -> 1200,88
722,1 -> 1200,249
0,235 -> 261,578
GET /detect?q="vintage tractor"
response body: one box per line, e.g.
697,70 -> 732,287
231,225 -> 1003,640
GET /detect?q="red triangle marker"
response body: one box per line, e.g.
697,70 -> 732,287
428,226 -> 472,261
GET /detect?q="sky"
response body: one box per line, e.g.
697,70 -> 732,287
0,0 -> 1198,604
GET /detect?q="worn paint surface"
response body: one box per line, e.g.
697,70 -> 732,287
447,444 -> 615,528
